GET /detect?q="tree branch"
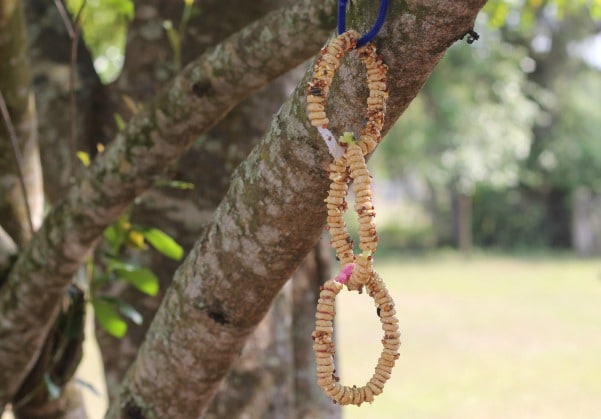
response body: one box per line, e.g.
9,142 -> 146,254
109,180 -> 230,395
0,0 -> 338,406
107,1 -> 487,417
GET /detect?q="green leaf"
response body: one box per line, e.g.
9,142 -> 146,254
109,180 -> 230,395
103,224 -> 120,247
114,113 -> 126,131
76,151 -> 91,167
591,2 -> 601,19
44,373 -> 61,400
115,266 -> 160,296
98,296 -> 143,325
139,227 -> 184,260
93,299 -> 127,338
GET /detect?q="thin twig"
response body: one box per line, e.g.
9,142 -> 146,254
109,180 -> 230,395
54,0 -> 88,179
0,90 -> 35,236
53,0 -> 75,38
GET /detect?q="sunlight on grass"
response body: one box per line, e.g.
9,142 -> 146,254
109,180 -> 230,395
338,254 -> 601,419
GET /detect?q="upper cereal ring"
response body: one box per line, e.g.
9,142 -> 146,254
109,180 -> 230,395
306,30 -> 388,156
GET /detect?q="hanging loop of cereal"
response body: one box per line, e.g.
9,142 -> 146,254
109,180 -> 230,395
311,273 -> 401,406
306,31 -> 399,406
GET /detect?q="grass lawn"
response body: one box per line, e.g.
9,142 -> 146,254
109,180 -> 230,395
5,253 -> 598,419
337,253 -> 601,419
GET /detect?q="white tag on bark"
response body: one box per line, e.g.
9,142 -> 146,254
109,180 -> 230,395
317,127 -> 345,159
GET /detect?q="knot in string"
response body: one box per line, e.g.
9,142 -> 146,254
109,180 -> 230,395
338,0 -> 389,47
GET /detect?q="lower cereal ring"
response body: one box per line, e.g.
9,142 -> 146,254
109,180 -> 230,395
311,273 -> 401,406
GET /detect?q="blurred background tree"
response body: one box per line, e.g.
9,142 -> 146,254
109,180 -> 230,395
64,0 -> 601,255
372,0 -> 601,254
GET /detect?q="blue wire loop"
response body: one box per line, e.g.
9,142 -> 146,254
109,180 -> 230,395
338,0 -> 389,47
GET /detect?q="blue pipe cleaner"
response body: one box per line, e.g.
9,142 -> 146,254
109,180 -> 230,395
338,0 -> 389,47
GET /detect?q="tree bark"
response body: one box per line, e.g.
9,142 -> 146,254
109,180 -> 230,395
203,236 -> 336,419
104,2 -> 487,417
0,0 -> 340,407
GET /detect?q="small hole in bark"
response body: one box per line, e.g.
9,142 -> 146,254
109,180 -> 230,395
192,80 -> 214,97
123,399 -> 145,419
208,308 -> 229,325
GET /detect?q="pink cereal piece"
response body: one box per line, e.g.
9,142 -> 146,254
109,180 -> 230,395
334,263 -> 355,284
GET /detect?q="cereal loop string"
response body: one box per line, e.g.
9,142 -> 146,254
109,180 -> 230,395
306,31 -> 400,406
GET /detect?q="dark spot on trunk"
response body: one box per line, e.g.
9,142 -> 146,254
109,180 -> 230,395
192,80 -> 214,97
208,308 -> 229,325
123,399 -> 145,419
